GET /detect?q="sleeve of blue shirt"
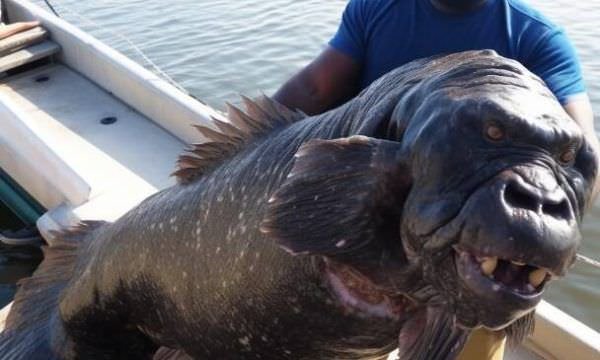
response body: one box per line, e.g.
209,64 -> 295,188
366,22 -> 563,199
524,29 -> 586,105
329,0 -> 369,63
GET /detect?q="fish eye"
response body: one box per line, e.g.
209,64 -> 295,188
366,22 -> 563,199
485,123 -> 505,142
559,148 -> 577,165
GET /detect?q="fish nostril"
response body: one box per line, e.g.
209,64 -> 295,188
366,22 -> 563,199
542,199 -> 571,220
504,180 -> 571,220
504,181 -> 539,212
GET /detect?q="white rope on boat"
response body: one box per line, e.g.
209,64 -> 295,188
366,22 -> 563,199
43,0 -> 190,95
576,253 -> 600,269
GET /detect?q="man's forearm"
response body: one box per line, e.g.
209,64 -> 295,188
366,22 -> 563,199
273,74 -> 329,116
274,46 -> 361,116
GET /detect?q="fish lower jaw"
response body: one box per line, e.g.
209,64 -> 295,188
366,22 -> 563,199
454,248 -> 546,325
326,270 -> 400,320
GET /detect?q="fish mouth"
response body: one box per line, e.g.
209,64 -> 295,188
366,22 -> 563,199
453,246 -> 550,327
323,259 -> 414,321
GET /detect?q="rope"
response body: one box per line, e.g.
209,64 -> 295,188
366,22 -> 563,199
42,1 -> 189,94
43,0 -> 59,17
576,253 -> 600,269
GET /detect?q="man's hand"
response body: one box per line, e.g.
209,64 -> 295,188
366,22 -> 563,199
563,95 -> 600,200
273,46 -> 360,116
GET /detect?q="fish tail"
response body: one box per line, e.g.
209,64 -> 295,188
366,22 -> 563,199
0,221 -> 107,359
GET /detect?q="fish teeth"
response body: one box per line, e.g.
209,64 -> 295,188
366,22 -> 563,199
528,268 -> 548,288
480,257 -> 498,276
511,260 -> 526,266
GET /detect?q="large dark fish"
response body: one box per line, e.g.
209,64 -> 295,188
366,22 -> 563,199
0,50 -> 597,360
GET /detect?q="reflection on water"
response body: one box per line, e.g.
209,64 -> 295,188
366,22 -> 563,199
22,0 -> 600,330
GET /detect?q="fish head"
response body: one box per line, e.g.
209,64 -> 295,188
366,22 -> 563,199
392,53 -> 598,330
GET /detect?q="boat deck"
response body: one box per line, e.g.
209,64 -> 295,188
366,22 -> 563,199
0,63 -> 185,236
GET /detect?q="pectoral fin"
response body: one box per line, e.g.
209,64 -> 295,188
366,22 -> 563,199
260,135 -> 411,265
396,307 -> 470,360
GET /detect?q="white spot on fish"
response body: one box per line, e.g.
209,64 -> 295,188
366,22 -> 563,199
238,212 -> 244,220
238,336 -> 250,346
216,247 -> 221,254
492,284 -> 501,292
336,240 -> 347,248
169,216 -> 177,224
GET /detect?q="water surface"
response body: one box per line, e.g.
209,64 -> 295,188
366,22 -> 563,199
26,0 -> 600,330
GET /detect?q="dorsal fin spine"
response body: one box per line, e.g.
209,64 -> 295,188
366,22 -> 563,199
173,95 -> 306,184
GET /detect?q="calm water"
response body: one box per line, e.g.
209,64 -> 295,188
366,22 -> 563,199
24,0 -> 599,330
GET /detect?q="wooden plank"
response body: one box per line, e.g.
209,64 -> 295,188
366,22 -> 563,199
458,329 -> 506,360
0,26 -> 47,57
0,21 -> 39,40
0,40 -> 59,72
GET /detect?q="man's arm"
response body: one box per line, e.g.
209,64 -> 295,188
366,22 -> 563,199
273,46 -> 361,116
563,96 -> 600,199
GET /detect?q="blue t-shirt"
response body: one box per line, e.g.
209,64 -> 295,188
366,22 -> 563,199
329,0 -> 585,104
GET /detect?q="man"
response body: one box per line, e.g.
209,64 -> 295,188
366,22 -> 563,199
274,0 -> 598,196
